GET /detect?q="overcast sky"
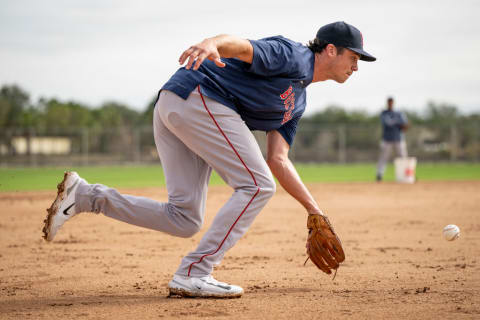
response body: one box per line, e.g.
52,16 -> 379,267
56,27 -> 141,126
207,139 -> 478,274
1,0 -> 479,115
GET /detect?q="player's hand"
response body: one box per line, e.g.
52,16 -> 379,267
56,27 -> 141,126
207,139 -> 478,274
179,38 -> 226,71
305,213 -> 345,275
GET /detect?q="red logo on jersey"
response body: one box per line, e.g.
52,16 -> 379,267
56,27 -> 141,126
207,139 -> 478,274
280,86 -> 292,100
280,85 -> 295,124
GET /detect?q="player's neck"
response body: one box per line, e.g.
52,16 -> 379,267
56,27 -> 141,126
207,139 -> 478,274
312,53 -> 330,83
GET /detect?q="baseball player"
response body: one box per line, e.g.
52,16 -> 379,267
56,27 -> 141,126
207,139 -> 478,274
43,21 -> 376,298
376,96 -> 409,181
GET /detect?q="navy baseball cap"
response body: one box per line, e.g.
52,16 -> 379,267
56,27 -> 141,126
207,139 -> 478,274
316,21 -> 376,62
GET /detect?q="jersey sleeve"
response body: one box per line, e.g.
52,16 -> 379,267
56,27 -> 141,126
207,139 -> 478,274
399,112 -> 408,125
381,112 -> 395,128
275,116 -> 301,146
247,36 -> 310,78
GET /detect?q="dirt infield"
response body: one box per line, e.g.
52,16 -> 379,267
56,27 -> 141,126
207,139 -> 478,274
1,181 -> 479,319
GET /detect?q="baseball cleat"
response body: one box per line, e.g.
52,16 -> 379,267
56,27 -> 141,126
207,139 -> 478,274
168,274 -> 243,298
42,171 -> 83,241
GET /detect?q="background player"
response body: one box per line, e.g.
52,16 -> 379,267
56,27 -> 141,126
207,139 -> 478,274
376,96 -> 409,181
43,21 -> 376,298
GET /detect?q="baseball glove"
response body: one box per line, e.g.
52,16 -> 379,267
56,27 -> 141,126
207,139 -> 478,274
305,213 -> 345,275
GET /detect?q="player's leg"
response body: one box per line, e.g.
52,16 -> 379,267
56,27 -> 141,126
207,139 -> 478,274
49,94 -> 213,239
157,88 -> 276,278
376,140 -> 392,181
395,140 -> 408,158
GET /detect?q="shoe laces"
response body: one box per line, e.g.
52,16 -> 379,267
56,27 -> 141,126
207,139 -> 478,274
200,275 -> 228,286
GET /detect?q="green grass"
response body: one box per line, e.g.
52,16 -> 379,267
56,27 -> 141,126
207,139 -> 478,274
1,163 -> 479,192
295,163 -> 480,182
0,166 -> 221,192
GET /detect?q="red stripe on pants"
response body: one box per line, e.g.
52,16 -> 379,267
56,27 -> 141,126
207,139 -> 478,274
187,86 -> 260,276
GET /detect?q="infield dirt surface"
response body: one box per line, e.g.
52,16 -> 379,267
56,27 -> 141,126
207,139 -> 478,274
1,181 -> 479,319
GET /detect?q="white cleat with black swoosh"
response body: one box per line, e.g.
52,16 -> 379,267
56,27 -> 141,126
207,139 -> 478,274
168,274 -> 243,298
42,171 -> 83,241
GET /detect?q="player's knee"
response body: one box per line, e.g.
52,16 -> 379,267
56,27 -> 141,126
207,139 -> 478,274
176,223 -> 201,238
259,176 -> 276,199
167,204 -> 203,238
175,215 -> 202,238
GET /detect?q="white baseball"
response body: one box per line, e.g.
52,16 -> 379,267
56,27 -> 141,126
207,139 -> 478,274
443,224 -> 460,241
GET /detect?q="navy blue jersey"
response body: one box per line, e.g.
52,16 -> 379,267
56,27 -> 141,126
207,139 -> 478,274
161,36 -> 315,145
380,110 -> 408,142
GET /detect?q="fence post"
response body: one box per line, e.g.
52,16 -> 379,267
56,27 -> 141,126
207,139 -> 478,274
82,128 -> 89,166
28,127 -> 37,167
338,125 -> 346,163
475,122 -> 480,162
450,124 -> 457,161
134,128 -> 141,163
477,122 -> 480,162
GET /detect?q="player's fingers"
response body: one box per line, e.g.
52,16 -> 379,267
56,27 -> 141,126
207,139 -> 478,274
193,52 -> 208,71
185,53 -> 197,70
179,47 -> 195,65
213,57 -> 226,68
209,52 -> 225,68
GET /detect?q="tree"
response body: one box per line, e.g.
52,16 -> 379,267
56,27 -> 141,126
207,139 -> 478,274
424,101 -> 459,126
91,101 -> 140,128
0,84 -> 30,127
138,95 -> 158,127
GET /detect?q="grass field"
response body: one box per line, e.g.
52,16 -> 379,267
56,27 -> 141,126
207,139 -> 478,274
1,162 -> 479,192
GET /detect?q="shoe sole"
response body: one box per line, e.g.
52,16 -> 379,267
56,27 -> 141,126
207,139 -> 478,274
42,172 -> 70,241
168,287 -> 242,299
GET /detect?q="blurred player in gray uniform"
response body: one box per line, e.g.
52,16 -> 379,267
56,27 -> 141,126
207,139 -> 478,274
376,96 -> 409,181
43,22 -> 376,298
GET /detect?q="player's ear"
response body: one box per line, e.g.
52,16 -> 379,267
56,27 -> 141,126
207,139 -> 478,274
325,44 -> 336,58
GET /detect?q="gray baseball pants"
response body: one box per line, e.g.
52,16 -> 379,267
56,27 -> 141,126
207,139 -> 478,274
74,88 -> 276,277
376,140 -> 408,177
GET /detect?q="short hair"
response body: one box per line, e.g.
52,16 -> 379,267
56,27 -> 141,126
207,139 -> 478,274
307,38 -> 345,55
387,96 -> 394,103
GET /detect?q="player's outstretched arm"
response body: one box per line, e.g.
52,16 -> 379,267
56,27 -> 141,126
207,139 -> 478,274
267,130 -> 345,275
179,35 -> 253,71
266,130 -> 322,216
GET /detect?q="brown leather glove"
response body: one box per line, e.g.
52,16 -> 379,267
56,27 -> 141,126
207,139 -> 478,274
305,213 -> 345,274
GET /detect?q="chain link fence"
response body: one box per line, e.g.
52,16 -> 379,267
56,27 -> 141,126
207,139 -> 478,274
1,123 -> 479,167
287,123 -> 480,163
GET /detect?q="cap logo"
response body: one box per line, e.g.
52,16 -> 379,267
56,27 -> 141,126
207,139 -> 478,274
360,32 -> 364,48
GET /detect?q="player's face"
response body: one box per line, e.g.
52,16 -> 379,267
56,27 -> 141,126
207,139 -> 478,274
387,99 -> 394,110
330,49 -> 360,83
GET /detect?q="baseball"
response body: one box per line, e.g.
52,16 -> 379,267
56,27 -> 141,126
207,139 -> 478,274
443,224 -> 460,241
